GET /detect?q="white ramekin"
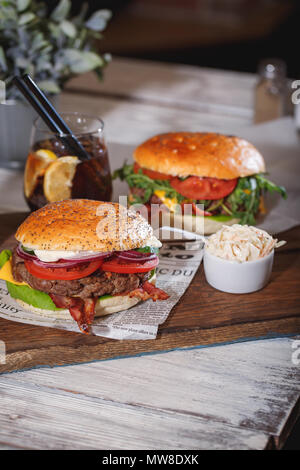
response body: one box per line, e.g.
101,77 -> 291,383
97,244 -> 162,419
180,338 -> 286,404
203,248 -> 274,294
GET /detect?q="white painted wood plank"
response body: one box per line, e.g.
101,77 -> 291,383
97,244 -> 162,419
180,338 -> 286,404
3,338 -> 299,442
59,92 -> 249,147
0,380 -> 270,450
66,57 -> 255,118
0,444 -> 19,450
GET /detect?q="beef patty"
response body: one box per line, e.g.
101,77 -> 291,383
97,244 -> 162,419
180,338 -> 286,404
12,248 -> 151,298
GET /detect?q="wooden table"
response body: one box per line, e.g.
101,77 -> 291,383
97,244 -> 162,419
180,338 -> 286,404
0,58 -> 299,450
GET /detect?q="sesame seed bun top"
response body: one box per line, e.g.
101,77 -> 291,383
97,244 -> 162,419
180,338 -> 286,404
133,132 -> 266,179
15,199 -> 158,252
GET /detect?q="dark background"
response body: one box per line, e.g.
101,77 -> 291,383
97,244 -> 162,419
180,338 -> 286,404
48,0 -> 300,78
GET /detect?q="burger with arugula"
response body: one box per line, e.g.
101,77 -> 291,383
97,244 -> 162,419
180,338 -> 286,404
0,199 -> 168,333
114,132 -> 286,234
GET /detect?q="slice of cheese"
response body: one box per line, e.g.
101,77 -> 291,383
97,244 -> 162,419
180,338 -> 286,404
0,259 -> 29,286
259,195 -> 266,214
153,190 -> 179,213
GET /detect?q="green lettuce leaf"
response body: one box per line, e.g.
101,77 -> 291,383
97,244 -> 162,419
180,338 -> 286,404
0,249 -> 12,268
0,249 -> 60,310
7,281 -> 114,310
6,282 -> 62,310
135,246 -> 159,254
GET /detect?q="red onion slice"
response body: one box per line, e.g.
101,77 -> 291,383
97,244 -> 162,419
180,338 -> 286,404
17,243 -> 157,268
16,244 -> 37,261
115,250 -> 157,262
17,244 -> 111,268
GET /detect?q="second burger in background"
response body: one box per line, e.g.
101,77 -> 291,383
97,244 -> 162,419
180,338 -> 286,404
114,132 -> 286,234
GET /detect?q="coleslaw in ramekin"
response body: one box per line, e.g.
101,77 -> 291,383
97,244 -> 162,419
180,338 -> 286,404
205,224 -> 285,263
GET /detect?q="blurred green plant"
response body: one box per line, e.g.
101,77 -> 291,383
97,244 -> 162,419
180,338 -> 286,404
0,0 -> 112,99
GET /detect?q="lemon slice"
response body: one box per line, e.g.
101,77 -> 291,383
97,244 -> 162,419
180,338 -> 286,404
43,156 -> 79,202
35,149 -> 57,161
24,149 -> 58,198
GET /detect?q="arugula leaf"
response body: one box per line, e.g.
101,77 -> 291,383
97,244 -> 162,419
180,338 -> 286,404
113,162 -> 134,181
114,163 -> 287,225
113,163 -> 185,204
226,176 -> 261,225
255,174 -> 287,199
225,174 -> 287,225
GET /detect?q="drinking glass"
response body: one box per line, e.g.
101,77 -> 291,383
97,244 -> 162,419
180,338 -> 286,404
24,112 -> 112,211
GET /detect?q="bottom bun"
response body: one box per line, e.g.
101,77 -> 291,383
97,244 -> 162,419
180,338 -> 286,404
171,214 -> 239,235
95,294 -> 140,316
15,294 -> 141,320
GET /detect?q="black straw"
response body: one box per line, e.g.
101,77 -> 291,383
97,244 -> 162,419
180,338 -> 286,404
13,75 -> 90,161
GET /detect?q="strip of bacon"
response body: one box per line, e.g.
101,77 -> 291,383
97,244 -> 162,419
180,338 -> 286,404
142,281 -> 170,300
128,288 -> 152,301
49,281 -> 169,332
128,281 -> 169,302
49,294 -> 96,334
83,298 -> 97,326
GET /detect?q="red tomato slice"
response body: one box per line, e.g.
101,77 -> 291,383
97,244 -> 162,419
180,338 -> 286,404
170,176 -> 237,200
101,256 -> 159,273
25,259 -> 104,280
134,162 -> 171,181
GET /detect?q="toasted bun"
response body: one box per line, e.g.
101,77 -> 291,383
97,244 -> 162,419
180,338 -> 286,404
15,199 -> 158,252
171,213 -> 239,235
134,132 -> 265,179
15,295 -> 141,320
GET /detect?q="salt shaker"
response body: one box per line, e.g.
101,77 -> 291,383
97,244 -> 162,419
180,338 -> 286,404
254,59 -> 287,124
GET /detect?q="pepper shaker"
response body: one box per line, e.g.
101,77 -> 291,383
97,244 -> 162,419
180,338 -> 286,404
254,58 -> 287,124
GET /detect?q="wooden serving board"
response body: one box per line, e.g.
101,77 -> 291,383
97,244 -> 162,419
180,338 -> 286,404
0,212 -> 299,374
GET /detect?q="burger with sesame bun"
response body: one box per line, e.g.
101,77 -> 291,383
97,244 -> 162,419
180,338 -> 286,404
114,132 -> 286,234
0,199 -> 168,333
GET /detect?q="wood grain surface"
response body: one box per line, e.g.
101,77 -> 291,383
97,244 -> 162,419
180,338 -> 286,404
0,336 -> 299,449
0,378 -> 273,450
0,213 -> 299,375
66,58 -> 255,119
